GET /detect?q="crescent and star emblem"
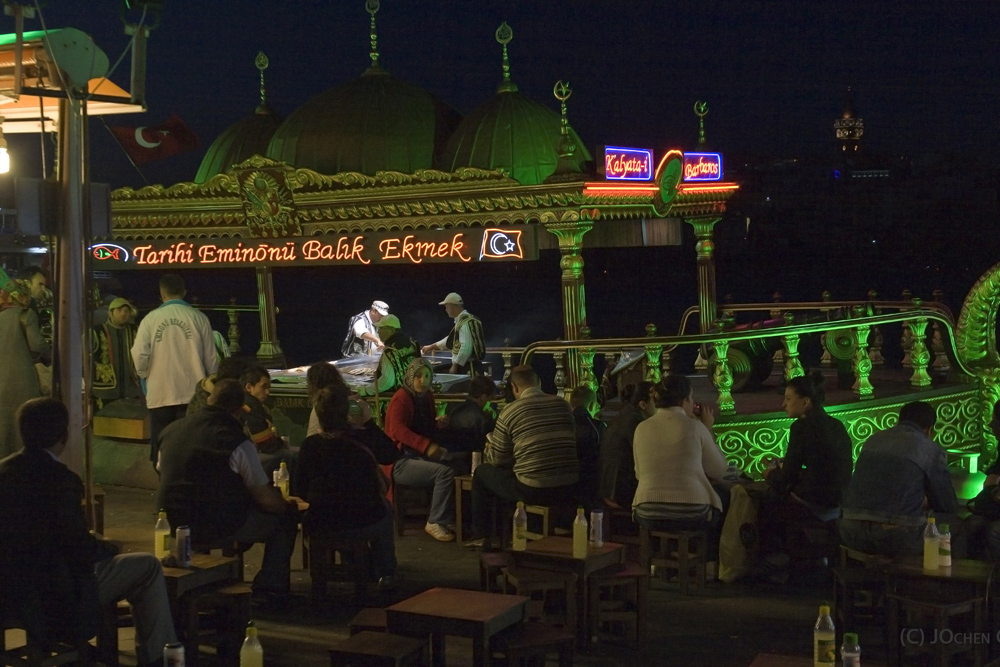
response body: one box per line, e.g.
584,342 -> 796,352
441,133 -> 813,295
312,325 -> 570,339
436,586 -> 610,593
489,231 -> 517,256
134,127 -> 167,149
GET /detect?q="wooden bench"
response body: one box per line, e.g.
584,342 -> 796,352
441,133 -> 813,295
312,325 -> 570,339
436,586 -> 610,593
328,630 -> 427,667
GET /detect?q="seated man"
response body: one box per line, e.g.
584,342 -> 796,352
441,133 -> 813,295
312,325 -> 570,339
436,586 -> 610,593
240,365 -> 294,477
156,380 -> 299,604
599,382 -> 657,509
358,315 -> 420,398
298,387 -> 397,590
569,385 -> 603,511
437,376 -> 497,471
466,365 -> 580,549
839,401 -> 962,557
186,357 -> 250,416
0,398 -> 176,667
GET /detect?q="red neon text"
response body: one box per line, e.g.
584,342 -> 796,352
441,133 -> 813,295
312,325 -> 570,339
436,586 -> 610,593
378,233 -> 471,264
198,242 -> 298,264
683,156 -> 721,180
605,153 -> 651,179
133,243 -> 195,265
301,237 -> 370,265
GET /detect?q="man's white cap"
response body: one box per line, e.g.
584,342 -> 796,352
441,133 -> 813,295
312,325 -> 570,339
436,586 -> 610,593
438,292 -> 463,306
371,300 -> 389,316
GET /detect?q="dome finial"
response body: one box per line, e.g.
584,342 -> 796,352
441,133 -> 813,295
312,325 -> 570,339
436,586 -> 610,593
694,100 -> 708,146
495,21 -> 517,93
546,79 -> 584,180
255,51 -> 270,114
366,0 -> 381,70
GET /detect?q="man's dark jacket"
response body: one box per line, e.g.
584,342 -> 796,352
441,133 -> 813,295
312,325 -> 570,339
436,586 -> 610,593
0,448 -> 117,647
156,406 -> 253,544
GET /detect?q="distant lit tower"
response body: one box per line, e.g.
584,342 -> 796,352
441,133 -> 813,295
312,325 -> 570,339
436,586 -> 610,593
834,86 -> 863,156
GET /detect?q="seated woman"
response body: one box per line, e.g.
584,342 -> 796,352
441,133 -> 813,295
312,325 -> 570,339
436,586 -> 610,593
297,387 -> 397,590
632,375 -> 727,550
384,358 -> 455,542
306,362 -> 372,436
766,371 -> 853,518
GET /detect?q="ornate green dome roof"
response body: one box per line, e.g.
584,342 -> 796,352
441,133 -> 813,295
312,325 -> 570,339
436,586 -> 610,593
266,67 -> 460,176
442,89 -> 590,185
441,22 -> 590,185
194,107 -> 279,183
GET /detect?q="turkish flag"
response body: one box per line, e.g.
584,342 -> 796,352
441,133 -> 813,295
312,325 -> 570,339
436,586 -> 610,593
108,115 -> 199,166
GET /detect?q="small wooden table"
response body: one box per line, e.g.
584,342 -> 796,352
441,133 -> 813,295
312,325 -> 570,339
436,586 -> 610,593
454,474 -> 474,543
161,554 -> 241,665
385,587 -> 528,667
506,536 -> 625,646
748,653 -> 812,667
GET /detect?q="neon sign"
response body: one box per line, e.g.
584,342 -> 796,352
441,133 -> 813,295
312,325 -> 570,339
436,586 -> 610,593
682,152 -> 722,181
87,227 -> 538,270
604,146 -> 653,181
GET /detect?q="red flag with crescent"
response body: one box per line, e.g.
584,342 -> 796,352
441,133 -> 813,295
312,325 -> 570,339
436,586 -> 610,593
108,115 -> 199,166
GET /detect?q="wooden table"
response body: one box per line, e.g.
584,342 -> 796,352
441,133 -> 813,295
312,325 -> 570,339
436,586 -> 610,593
887,556 -> 997,662
454,474 -> 473,543
748,653 -> 812,667
506,536 -> 625,646
161,554 -> 241,665
385,587 -> 528,667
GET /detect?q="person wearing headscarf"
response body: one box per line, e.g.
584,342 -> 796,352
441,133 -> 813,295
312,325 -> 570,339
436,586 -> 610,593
0,267 -> 43,458
383,358 -> 456,542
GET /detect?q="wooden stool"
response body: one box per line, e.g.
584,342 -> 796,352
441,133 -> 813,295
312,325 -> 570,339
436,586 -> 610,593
453,474 -> 474,543
480,552 -> 510,592
887,591 -> 985,667
328,630 -> 427,667
179,582 -> 252,667
639,527 -> 707,595
489,622 -> 575,667
392,484 -> 431,537
502,568 -> 578,629
524,505 -> 552,540
307,535 -> 371,603
348,608 -> 388,636
587,562 -> 648,644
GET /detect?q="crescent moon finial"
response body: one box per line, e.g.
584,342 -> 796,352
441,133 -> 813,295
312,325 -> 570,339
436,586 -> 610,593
366,0 -> 380,68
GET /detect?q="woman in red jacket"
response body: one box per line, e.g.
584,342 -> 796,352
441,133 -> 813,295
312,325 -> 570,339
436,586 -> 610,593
384,358 -> 456,542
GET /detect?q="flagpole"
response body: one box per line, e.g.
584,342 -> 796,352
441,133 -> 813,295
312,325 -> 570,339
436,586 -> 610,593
99,116 -> 149,185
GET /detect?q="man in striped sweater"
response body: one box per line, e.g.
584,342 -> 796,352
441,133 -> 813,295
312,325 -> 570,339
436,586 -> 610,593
465,366 -> 580,548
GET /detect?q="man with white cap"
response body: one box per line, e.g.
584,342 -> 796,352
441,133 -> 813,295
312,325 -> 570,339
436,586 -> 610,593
421,292 -> 486,375
342,300 -> 390,358
91,297 -> 142,405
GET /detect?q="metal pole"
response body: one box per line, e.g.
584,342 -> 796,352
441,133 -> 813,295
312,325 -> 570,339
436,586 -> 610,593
255,266 -> 285,367
54,94 -> 86,477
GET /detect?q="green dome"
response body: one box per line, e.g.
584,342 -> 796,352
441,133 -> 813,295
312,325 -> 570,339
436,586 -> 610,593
194,107 -> 279,183
442,86 -> 591,185
266,67 -> 459,176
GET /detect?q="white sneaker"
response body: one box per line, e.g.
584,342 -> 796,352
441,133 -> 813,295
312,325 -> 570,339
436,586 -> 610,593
425,523 -> 455,542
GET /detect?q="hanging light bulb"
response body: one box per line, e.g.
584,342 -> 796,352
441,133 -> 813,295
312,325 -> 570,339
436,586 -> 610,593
0,118 -> 9,174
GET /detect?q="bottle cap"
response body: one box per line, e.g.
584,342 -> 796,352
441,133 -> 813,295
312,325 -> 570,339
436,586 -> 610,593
819,604 -> 830,615
516,500 -> 524,508
577,506 -> 585,514
280,461 -> 287,468
939,523 -> 949,533
246,621 -> 257,638
843,632 -> 858,645
927,516 -> 935,523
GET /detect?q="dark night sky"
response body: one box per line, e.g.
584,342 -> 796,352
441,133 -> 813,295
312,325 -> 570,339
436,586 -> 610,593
7,1 -> 999,189
4,2 -> 998,364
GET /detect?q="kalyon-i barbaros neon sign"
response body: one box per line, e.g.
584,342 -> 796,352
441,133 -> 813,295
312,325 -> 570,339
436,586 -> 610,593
89,227 -> 538,270
682,152 -> 723,181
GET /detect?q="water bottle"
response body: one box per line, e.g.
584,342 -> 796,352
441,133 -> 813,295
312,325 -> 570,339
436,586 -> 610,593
589,510 -> 604,547
938,523 -> 952,567
239,621 -> 264,667
154,510 -> 171,560
922,516 -> 940,569
512,501 -> 527,551
813,603 -> 835,667
840,632 -> 860,667
273,461 -> 290,499
572,507 -> 588,559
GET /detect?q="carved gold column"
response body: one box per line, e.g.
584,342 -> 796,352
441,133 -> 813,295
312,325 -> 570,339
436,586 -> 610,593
546,216 -> 593,387
255,267 -> 285,368
685,217 -> 722,335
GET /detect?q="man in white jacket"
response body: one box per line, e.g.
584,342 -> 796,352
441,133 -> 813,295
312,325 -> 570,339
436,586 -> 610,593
132,274 -> 218,467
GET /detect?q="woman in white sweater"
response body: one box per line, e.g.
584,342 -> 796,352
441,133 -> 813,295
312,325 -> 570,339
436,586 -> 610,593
632,374 -> 729,534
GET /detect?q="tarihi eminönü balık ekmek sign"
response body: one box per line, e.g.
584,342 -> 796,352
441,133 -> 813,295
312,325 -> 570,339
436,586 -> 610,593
90,227 -> 538,270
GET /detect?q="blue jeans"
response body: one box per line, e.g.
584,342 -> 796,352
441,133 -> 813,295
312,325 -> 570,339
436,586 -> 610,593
312,510 -> 397,578
228,508 -> 298,594
392,457 -> 455,526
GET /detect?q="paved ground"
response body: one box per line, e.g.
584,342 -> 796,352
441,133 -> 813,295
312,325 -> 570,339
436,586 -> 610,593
9,485 -> 896,666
